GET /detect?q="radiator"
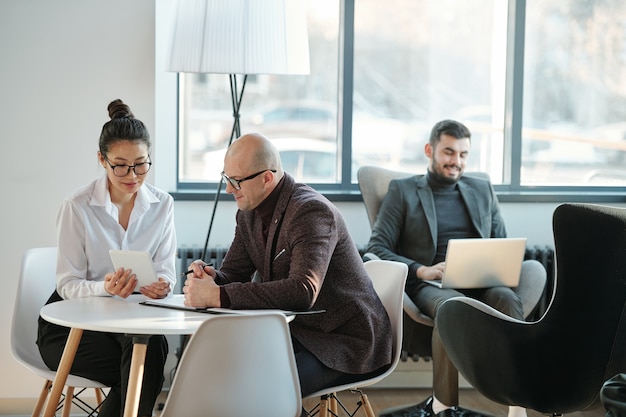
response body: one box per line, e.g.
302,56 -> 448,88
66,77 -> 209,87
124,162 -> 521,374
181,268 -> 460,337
176,244 -> 555,321
173,244 -> 555,371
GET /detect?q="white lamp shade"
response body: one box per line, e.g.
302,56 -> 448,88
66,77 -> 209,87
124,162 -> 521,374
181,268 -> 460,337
168,0 -> 310,75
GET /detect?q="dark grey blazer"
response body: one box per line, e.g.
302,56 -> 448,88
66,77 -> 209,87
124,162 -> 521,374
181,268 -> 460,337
215,173 -> 392,375
366,173 -> 506,270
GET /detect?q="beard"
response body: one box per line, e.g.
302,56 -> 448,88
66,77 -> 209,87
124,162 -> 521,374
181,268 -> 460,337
428,160 -> 463,185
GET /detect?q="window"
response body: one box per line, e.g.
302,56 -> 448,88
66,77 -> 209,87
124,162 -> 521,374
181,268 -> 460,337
173,0 -> 626,200
522,1 -> 626,186
352,0 -> 507,183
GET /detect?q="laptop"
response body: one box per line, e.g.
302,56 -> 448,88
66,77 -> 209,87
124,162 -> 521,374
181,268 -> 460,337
424,237 -> 527,289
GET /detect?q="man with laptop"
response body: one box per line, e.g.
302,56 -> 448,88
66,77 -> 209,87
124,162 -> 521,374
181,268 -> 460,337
365,119 -> 546,417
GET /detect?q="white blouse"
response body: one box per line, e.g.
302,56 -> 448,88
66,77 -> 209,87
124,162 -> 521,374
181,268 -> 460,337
56,174 -> 177,299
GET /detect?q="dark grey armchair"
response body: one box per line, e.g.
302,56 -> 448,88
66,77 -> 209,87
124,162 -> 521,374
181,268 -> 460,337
435,203 -> 626,415
357,165 -> 547,359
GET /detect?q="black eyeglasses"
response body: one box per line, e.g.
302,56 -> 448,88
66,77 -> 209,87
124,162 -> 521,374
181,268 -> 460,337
104,156 -> 152,177
221,169 -> 276,190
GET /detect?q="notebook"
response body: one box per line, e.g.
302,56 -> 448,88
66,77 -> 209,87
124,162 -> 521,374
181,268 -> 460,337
423,237 -> 527,289
140,294 -> 325,316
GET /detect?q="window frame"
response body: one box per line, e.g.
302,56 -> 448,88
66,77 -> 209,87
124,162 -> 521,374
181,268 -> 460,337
161,0 -> 626,204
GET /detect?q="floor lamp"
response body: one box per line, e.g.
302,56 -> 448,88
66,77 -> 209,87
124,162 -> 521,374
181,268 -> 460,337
167,0 -> 310,261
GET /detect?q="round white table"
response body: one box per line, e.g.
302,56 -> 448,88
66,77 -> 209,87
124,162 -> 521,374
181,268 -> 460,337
39,294 -> 212,417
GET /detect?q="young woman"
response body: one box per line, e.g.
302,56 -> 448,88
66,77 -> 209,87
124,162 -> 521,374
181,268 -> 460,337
37,99 -> 176,417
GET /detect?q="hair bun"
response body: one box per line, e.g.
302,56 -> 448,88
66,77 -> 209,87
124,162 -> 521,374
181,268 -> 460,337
107,99 -> 134,120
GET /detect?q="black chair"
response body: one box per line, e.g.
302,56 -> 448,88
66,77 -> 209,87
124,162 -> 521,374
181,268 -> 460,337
436,203 -> 626,415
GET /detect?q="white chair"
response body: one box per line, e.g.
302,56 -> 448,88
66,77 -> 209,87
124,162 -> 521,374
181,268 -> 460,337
304,259 -> 408,417
160,312 -> 302,417
11,247 -> 107,417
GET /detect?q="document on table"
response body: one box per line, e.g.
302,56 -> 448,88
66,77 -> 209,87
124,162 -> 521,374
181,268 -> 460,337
140,294 -> 325,315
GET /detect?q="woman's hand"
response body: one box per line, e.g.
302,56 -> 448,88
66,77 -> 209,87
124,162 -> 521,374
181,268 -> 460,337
104,268 -> 136,298
140,278 -> 171,299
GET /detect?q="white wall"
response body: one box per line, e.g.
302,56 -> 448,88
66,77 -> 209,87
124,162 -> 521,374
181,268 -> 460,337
0,0 -> 570,409
0,0 -> 157,402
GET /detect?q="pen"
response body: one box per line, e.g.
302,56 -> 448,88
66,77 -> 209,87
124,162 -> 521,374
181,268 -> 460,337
273,248 -> 286,261
180,263 -> 213,277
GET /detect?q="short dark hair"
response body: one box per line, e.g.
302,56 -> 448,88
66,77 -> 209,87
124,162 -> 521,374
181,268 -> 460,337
428,119 -> 471,146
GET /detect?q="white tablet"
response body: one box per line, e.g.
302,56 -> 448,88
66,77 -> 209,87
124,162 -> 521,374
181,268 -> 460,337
109,250 -> 159,291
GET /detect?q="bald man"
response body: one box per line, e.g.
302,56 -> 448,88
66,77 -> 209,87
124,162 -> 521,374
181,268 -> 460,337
183,133 -> 392,399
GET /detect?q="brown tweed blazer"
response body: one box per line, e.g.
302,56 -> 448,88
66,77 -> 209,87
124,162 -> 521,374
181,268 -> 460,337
214,173 -> 392,374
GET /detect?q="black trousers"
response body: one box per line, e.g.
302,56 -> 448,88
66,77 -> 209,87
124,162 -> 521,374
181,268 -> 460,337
37,318 -> 168,417
293,338 -> 387,416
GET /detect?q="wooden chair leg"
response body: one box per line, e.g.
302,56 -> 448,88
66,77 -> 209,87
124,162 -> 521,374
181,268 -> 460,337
31,380 -> 52,417
319,395 -> 330,417
62,386 -> 74,417
329,394 -> 338,415
360,392 -> 376,417
94,388 -> 104,410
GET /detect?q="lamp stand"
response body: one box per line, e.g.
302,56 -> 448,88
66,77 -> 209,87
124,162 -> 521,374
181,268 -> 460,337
201,74 -> 248,261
